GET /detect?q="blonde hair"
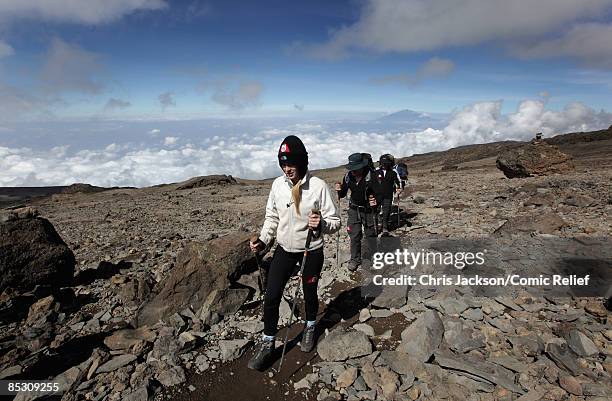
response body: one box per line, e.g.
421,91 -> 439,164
292,178 -> 303,215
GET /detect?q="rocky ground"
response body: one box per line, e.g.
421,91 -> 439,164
0,128 -> 611,401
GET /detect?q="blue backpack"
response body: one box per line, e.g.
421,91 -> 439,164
395,163 -> 408,179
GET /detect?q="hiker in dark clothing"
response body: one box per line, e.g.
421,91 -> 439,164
335,153 -> 378,271
375,154 -> 401,235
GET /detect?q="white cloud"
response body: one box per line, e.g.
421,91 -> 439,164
104,98 -> 131,111
510,23 -> 612,69
306,0 -> 612,67
371,57 -> 455,86
0,40 -> 14,58
40,38 -> 104,95
163,136 -> 178,146
158,91 -> 176,111
148,128 -> 161,135
0,0 -> 167,25
0,99 -> 609,187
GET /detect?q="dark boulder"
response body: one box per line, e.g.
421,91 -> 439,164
496,142 -> 574,178
175,175 -> 237,190
61,183 -> 107,194
0,217 -> 75,292
136,232 -> 254,326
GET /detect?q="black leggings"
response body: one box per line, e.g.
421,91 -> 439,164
263,246 -> 324,336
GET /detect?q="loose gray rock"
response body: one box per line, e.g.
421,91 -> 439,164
104,326 -> 156,350
218,339 -> 251,361
545,343 -> 581,375
336,367 -> 358,388
440,298 -> 469,315
353,323 -> 375,337
317,328 -> 372,362
370,309 -> 394,318
443,318 -> 485,353
566,329 -> 599,357
358,308 -> 371,322
195,354 -> 210,372
398,310 -> 444,362
582,383 -> 611,397
434,350 -> 524,394
461,308 -> 484,321
156,365 -> 186,387
378,350 -> 423,375
96,354 -> 137,374
235,320 -> 264,334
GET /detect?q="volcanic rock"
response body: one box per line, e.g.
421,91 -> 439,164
566,329 -> 599,357
61,183 -> 108,194
0,216 -> 75,292
378,351 -> 424,376
104,326 -> 156,350
494,212 -> 567,236
317,328 -> 372,361
136,233 -> 254,326
218,339 -> 250,361
545,342 -> 581,375
176,175 -> 237,190
398,310 -> 444,362
200,288 -> 250,316
96,354 -> 137,374
496,141 -> 574,178
559,375 -> 582,396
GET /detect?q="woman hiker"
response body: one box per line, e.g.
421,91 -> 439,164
248,135 -> 341,371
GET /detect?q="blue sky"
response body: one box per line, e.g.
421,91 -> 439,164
0,0 -> 611,186
1,0 -> 611,118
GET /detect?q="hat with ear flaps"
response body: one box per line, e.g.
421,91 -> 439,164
278,135 -> 308,174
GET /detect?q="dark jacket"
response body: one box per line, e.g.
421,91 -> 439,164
374,168 -> 400,200
338,169 -> 377,209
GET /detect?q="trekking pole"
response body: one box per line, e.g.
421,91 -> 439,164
250,235 -> 266,297
278,208 -> 319,371
367,194 -> 378,237
372,206 -> 379,237
336,193 -> 341,270
396,192 -> 401,228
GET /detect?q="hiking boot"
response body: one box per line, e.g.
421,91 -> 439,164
348,260 -> 360,272
248,339 -> 275,371
301,324 -> 316,352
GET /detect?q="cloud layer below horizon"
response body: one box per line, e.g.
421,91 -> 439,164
0,99 -> 610,187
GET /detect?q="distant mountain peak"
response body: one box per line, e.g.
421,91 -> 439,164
377,109 -> 428,121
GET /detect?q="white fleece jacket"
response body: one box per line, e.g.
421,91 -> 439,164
259,171 -> 341,252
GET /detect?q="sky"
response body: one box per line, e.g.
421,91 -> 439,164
1,0 -> 612,186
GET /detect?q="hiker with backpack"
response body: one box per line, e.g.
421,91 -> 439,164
394,162 -> 409,190
335,153 -> 379,271
248,135 -> 340,371
375,154 -> 402,235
